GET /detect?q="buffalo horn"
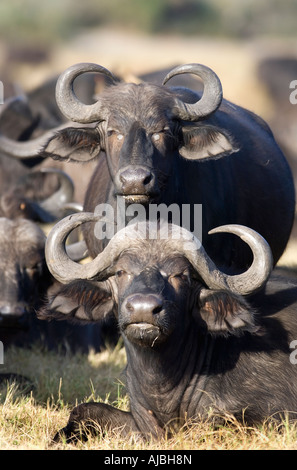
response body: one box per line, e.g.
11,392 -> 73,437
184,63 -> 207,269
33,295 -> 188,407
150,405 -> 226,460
181,224 -> 273,295
45,214 -> 272,295
163,63 -> 223,120
0,123 -> 70,159
45,212 -> 135,283
55,63 -> 119,123
66,240 -> 88,262
37,168 -> 75,218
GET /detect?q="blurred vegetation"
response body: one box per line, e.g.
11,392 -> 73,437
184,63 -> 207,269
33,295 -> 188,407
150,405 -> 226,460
0,0 -> 296,48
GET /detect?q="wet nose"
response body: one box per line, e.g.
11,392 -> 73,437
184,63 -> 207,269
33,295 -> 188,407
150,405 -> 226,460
119,167 -> 154,194
123,293 -> 163,318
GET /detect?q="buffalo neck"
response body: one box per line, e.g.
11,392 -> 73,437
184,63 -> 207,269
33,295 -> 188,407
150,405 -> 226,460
123,320 -> 212,433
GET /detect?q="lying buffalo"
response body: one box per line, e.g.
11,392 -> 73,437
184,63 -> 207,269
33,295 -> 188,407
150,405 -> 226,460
38,215 -> 297,441
0,216 -> 106,353
0,217 -> 48,321
0,94 -> 113,352
0,162 -> 75,222
0,63 -> 294,269
0,86 -> 97,205
0,97 -> 77,221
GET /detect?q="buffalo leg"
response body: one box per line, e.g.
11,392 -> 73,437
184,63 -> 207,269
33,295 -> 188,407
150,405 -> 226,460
53,402 -> 139,443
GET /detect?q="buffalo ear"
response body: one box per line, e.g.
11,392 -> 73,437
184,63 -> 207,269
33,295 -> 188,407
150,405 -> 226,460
180,124 -> 238,160
38,280 -> 116,323
197,289 -> 258,336
40,127 -> 101,162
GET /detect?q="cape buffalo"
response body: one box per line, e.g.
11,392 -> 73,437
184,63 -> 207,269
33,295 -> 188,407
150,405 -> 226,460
0,84 -> 98,205
39,62 -> 295,270
0,217 -> 48,321
0,95 -> 77,221
0,216 -> 105,353
0,92 -> 113,352
0,161 -> 76,222
38,216 -> 297,441
0,63 -> 294,269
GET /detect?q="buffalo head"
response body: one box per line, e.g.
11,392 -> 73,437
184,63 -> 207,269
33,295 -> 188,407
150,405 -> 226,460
0,218 -> 48,324
0,167 -> 75,222
38,63 -> 235,204
0,213 -> 87,323
0,63 -> 294,273
40,215 -> 273,346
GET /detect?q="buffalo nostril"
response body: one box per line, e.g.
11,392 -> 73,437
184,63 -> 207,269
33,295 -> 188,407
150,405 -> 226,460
124,294 -> 163,317
119,168 -> 154,190
120,172 -> 128,184
152,304 -> 163,315
143,173 -> 152,186
125,301 -> 134,312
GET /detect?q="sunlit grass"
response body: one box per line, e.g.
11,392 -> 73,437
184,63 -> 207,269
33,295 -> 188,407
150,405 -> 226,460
1,342 -> 297,450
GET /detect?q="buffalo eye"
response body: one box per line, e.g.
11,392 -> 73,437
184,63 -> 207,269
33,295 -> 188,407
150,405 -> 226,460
151,129 -> 168,146
175,272 -> 190,282
24,262 -> 43,278
115,269 -> 133,286
169,270 -> 190,286
116,270 -> 127,278
151,127 -> 176,150
152,132 -> 161,142
107,129 -> 124,140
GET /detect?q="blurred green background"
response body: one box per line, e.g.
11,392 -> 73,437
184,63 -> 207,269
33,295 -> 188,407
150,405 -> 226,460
0,0 -> 296,118
0,0 -> 296,47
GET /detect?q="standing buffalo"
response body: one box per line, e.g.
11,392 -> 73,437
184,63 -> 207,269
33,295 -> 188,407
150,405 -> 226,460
39,62 -> 295,270
0,95 -> 76,220
0,63 -> 294,269
39,217 -> 297,441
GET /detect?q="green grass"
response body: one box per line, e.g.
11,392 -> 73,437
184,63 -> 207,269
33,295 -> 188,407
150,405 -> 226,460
1,342 -> 297,450
0,341 -> 127,406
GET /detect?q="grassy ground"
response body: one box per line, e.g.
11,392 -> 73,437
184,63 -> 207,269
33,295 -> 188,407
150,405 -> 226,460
1,341 -> 297,450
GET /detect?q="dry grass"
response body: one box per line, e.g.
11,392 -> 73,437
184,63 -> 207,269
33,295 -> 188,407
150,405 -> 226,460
1,342 -> 297,450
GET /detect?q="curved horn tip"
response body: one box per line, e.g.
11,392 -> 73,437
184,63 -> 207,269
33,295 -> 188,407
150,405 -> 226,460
208,224 -> 273,295
55,62 -> 119,123
208,224 -> 271,248
162,63 -> 221,85
162,63 -> 223,120
58,62 -> 118,79
45,211 -> 140,284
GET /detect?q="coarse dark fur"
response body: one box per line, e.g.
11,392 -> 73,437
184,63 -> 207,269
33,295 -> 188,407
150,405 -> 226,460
0,219 -> 109,353
39,236 -> 297,442
41,79 -> 295,269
